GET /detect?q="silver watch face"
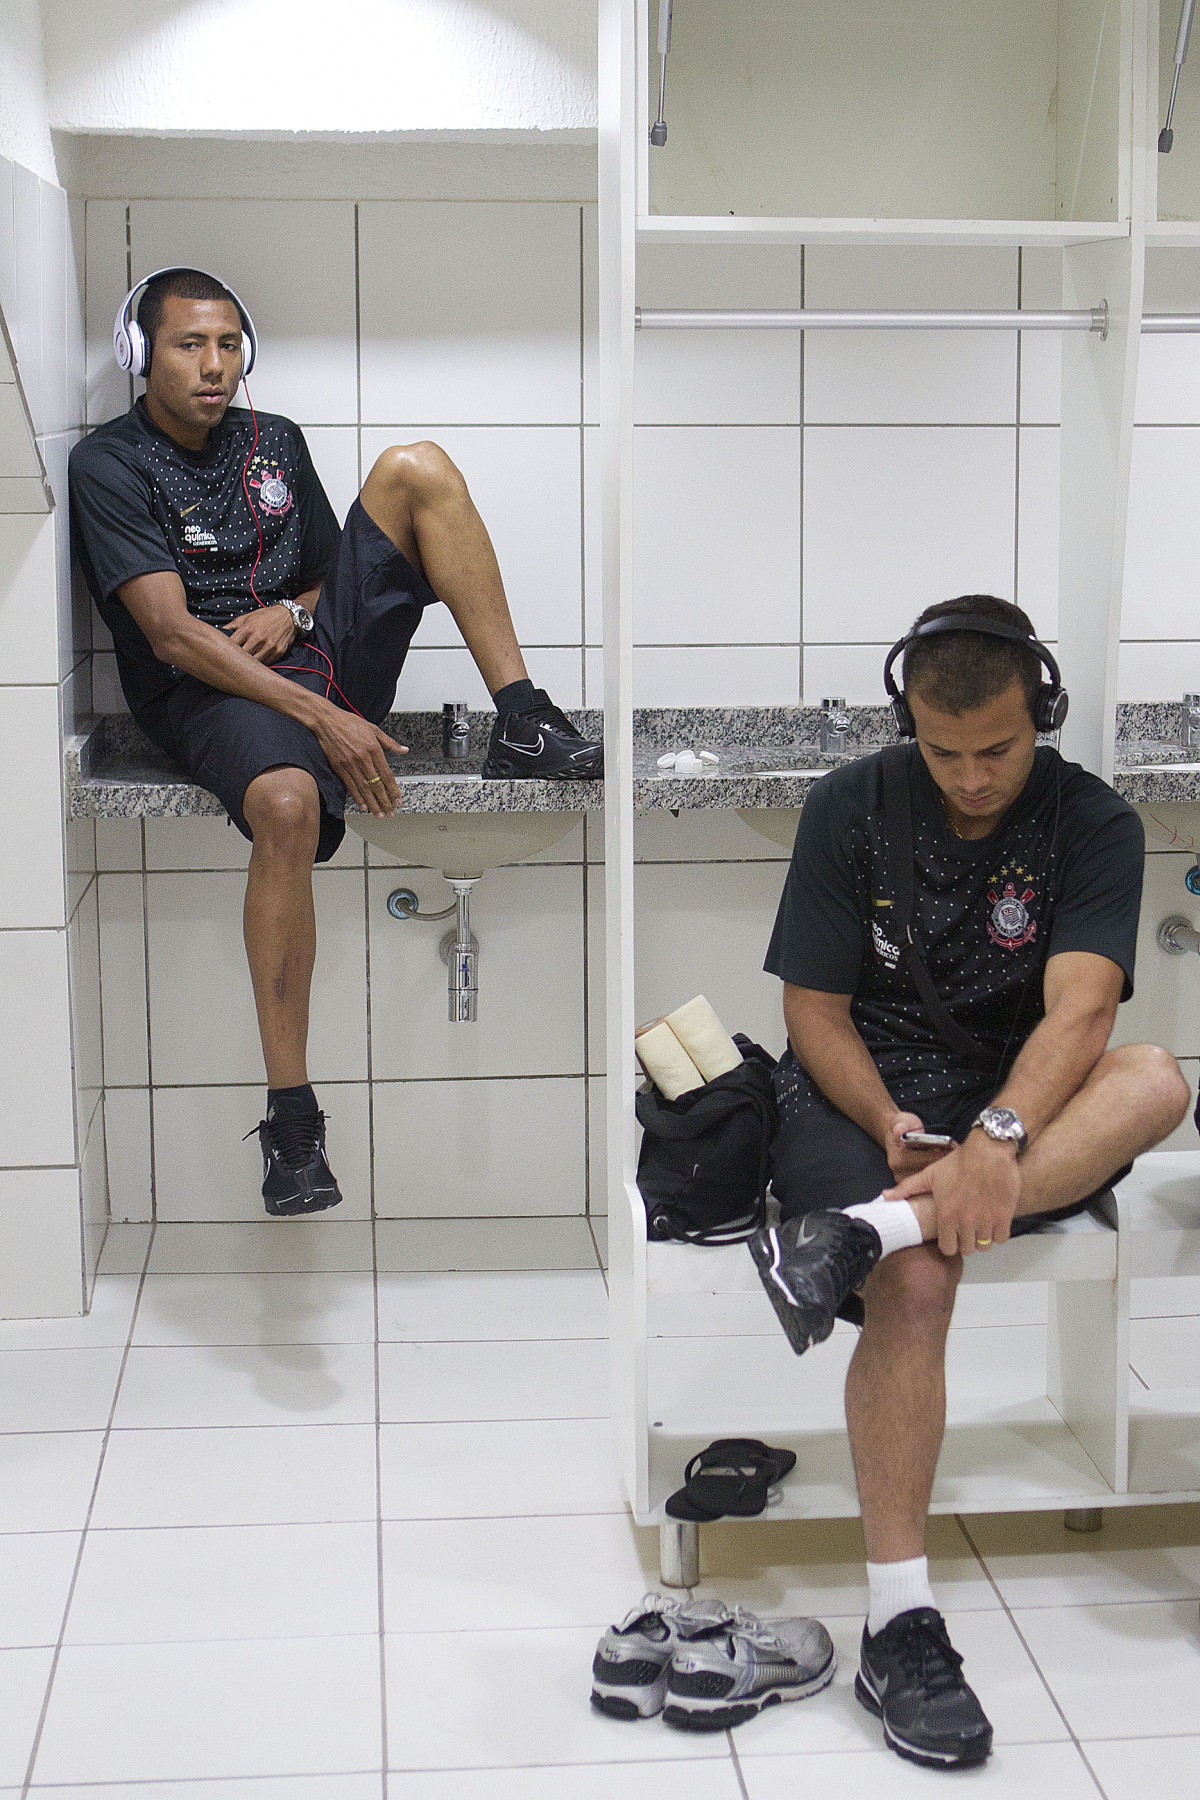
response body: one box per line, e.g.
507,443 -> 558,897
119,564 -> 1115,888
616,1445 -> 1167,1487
286,602 -> 313,634
977,1105 -> 1026,1145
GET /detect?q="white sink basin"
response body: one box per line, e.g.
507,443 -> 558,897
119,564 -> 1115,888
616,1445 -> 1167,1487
737,807 -> 803,850
346,809 -> 583,878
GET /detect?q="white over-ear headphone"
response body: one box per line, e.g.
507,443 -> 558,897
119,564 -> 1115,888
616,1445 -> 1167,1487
113,266 -> 259,379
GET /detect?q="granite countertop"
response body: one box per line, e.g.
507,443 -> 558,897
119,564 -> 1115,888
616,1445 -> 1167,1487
65,703 -> 1200,820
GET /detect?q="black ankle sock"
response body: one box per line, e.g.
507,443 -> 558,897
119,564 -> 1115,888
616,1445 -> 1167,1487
267,1083 -> 318,1121
492,678 -> 539,714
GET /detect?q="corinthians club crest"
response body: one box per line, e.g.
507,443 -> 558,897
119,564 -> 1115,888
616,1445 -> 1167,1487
247,459 -> 293,518
986,862 -> 1039,952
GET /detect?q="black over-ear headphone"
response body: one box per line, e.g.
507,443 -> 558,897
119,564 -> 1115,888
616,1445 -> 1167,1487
883,615 -> 1069,738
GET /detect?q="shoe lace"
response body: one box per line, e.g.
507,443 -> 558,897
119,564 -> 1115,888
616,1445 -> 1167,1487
887,1613 -> 965,1696
517,699 -> 578,738
258,1111 -> 326,1171
820,1216 -> 877,1299
726,1606 -> 791,1654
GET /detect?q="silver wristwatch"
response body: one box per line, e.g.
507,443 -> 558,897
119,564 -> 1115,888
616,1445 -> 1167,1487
280,599 -> 314,636
971,1105 -> 1028,1153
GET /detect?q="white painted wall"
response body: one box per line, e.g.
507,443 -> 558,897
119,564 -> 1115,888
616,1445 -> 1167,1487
0,0 -> 56,183
41,0 -> 596,138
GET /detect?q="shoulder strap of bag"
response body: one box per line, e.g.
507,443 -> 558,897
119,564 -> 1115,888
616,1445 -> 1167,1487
879,744 -> 995,1074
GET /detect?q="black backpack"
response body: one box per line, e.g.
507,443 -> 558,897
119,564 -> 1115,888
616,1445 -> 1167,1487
635,1035 -> 778,1245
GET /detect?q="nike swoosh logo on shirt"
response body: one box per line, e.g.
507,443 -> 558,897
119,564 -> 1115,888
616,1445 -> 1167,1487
179,501 -> 202,516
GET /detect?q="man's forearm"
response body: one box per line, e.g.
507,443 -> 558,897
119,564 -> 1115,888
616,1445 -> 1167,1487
991,1002 -> 1114,1142
787,1005 -> 900,1146
156,612 -> 327,730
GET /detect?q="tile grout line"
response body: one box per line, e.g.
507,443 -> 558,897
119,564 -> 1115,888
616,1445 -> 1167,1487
953,1512 -> 1110,1799
727,1728 -> 753,1799
19,1219 -> 157,1797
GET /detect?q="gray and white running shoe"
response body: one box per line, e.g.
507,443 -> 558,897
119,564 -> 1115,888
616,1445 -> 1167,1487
663,1606 -> 837,1731
590,1594 -> 732,1720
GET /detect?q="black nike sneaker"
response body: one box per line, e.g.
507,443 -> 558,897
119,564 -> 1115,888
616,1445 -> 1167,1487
253,1111 -> 343,1218
482,690 -> 603,780
856,1607 -> 993,1769
748,1210 -> 882,1355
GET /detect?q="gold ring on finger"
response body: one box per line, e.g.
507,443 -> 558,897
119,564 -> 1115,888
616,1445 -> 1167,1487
367,776 -> 384,785
976,1237 -> 992,1249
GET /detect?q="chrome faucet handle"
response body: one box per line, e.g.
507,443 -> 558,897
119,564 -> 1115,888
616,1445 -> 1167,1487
819,696 -> 852,751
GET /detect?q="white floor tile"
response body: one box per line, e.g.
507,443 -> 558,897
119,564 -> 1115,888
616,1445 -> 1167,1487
66,1522 -> 380,1645
111,1342 -> 377,1430
132,1272 -> 377,1347
0,1531 -> 79,1648
740,1741 -> 1097,1799
0,1432 -> 103,1533
147,1222 -> 375,1275
693,1515 -> 1000,1620
384,1625 -> 729,1770
0,1647 -> 54,1786
0,1275 -> 138,1351
0,1348 -> 125,1434
388,1761 -> 743,1799
736,1611 -> 1066,1760
1085,1734 -> 1200,1798
90,1424 -> 378,1529
376,1270 -> 608,1342
379,1419 -> 625,1519
965,1505 -> 1200,1608
382,1513 -> 657,1632
31,1780 -> 382,1800
1011,1599 -> 1200,1740
375,1217 -> 599,1273
378,1337 -> 606,1423
97,1224 -> 151,1275
34,1635 -> 382,1784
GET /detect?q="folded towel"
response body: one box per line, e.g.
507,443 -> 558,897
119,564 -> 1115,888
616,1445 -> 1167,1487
665,994 -> 743,1082
635,1020 -> 705,1100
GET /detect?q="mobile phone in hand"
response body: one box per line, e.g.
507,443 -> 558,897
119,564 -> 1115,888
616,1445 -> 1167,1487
902,1130 -> 953,1149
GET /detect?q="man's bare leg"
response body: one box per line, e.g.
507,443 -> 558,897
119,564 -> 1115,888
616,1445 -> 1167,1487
848,1042 -> 1190,1563
242,767 -> 321,1088
360,442 -> 527,695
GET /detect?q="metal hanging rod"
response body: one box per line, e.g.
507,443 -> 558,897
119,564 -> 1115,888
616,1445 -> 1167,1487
636,306 -> 1110,335
634,307 -> 1200,337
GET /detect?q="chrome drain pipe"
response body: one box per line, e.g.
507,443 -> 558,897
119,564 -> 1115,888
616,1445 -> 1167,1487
439,878 -> 480,1022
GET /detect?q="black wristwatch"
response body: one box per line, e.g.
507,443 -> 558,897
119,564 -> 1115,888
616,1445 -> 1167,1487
280,599 -> 314,637
971,1105 -> 1028,1153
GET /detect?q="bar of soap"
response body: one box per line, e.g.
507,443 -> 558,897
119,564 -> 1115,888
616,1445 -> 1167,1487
665,994 -> 743,1081
635,1020 -> 705,1100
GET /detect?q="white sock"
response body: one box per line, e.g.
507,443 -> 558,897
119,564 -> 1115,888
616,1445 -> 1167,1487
866,1555 -> 937,1637
844,1195 -> 924,1259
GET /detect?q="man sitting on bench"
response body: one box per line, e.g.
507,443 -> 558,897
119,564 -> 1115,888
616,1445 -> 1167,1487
749,594 -> 1189,1771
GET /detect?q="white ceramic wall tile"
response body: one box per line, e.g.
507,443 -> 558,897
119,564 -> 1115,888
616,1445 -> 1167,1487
0,513 -> 58,684
151,1083 -> 371,1222
299,424 -> 359,525
801,643 -> 891,703
66,195 -> 86,433
142,815 -> 362,872
65,817 -> 96,922
1020,246 -> 1065,425
95,819 -> 142,873
0,1170 -> 83,1319
393,644 -> 583,711
1139,251 -> 1200,424
804,247 -> 1018,425
0,930 -> 77,1167
0,685 -> 65,928
0,157 -> 14,341
634,427 -> 800,644
1015,426 -> 1060,634
83,200 -> 131,429
372,1076 -> 586,1217
68,881 -> 103,1143
365,821 -> 584,871
367,865 -> 584,1080
90,650 -> 127,714
80,1102 -> 109,1297
1111,853 -> 1200,1057
359,202 -> 582,425
588,1073 -> 606,1214
1118,640 -> 1200,699
145,869 -> 368,1085
11,165 -> 43,434
582,203 -> 599,425
1124,428 -> 1200,639
630,645 -> 801,706
103,1087 -> 152,1224
635,245 -> 801,425
38,181 -> 69,439
97,872 -> 148,1088
360,425 -> 583,648
803,426 -> 1017,643
130,201 -> 358,425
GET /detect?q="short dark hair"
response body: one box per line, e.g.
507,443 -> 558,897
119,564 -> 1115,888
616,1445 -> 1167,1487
902,594 -> 1043,717
136,269 -> 240,349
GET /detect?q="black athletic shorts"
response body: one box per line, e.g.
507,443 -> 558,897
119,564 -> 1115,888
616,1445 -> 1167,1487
770,1046 -> 1131,1236
138,499 -> 437,862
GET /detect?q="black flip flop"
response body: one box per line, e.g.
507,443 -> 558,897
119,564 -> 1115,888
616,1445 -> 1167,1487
665,1438 -> 797,1522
